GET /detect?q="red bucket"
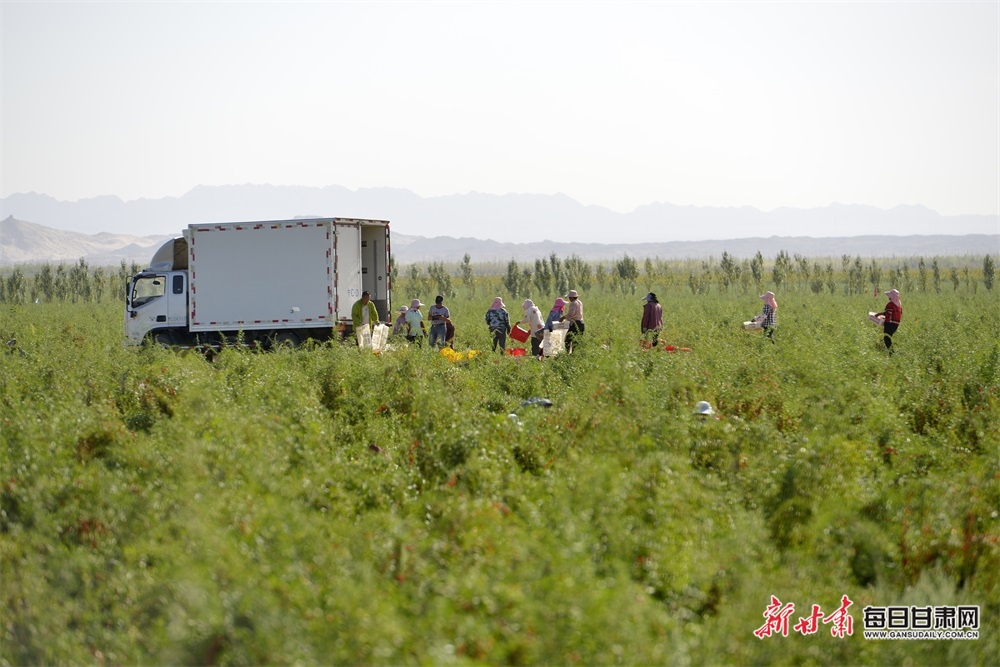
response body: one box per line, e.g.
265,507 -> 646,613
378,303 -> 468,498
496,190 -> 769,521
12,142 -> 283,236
509,325 -> 530,343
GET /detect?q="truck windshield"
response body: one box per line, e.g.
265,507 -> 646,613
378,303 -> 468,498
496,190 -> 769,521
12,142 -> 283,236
131,275 -> 165,308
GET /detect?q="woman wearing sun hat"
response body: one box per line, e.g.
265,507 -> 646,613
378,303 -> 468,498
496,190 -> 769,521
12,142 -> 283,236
518,299 -> 545,358
545,298 -> 566,332
484,296 -> 511,354
751,291 -> 778,343
641,292 -> 663,346
392,305 -> 409,336
563,289 -> 584,351
873,289 -> 902,352
404,299 -> 426,346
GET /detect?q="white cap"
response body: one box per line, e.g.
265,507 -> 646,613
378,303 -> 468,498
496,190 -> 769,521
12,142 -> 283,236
694,401 -> 715,415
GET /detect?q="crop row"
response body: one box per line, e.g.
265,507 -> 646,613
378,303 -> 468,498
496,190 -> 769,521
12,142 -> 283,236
1,290 -> 997,664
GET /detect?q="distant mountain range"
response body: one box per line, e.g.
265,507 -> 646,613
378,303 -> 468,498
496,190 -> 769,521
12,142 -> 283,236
2,185 -> 998,245
2,215 -> 997,268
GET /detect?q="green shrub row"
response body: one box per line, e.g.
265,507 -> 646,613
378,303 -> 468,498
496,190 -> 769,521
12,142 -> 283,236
1,288 -> 997,665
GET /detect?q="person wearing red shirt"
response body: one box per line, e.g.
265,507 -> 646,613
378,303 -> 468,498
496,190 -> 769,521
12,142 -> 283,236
874,289 -> 902,352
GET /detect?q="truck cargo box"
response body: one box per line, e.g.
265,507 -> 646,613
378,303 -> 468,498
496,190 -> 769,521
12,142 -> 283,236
188,220 -> 334,332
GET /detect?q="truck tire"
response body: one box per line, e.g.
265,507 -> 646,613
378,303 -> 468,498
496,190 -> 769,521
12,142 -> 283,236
152,332 -> 175,347
271,331 -> 301,349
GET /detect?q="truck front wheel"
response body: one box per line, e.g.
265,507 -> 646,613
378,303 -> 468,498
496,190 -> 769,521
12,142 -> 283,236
151,331 -> 175,347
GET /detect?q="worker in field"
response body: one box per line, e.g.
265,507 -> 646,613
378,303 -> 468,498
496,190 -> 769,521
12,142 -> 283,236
750,291 -> 778,343
563,289 -> 584,351
444,317 -> 456,349
545,298 -> 566,332
873,288 -> 902,353
392,306 -> 409,336
641,292 -> 663,347
428,295 -> 450,348
405,299 -> 426,346
518,299 -> 545,359
351,291 -> 381,343
485,296 -> 512,354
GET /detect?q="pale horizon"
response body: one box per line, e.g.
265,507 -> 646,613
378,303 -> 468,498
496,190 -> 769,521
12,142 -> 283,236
2,1 -> 998,233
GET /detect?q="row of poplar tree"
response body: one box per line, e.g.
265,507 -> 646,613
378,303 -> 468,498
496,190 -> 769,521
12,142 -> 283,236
396,252 -> 996,300
0,259 -> 142,305
0,253 -> 994,304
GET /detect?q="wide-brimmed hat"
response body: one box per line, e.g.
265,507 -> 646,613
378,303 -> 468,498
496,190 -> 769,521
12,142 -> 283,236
565,290 -> 579,298
694,401 -> 715,415
410,299 -> 424,309
553,298 -> 566,310
642,292 -> 657,302
398,306 -> 408,313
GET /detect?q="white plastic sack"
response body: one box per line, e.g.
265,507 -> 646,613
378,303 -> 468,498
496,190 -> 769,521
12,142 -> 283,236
370,323 -> 389,351
357,328 -> 371,348
358,323 -> 390,352
543,329 -> 566,357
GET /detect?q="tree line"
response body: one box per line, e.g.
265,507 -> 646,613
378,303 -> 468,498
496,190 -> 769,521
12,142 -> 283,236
681,251 -> 996,297
393,252 -> 996,301
0,259 -> 141,305
0,253 -> 994,304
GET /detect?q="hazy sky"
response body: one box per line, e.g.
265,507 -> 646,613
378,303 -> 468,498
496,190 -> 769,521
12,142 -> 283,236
2,1 -> 998,217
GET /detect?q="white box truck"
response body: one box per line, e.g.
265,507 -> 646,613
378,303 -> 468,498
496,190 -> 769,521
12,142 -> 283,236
125,218 -> 390,348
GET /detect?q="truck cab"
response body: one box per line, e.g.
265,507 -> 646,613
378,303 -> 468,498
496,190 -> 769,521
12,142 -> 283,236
125,270 -> 188,345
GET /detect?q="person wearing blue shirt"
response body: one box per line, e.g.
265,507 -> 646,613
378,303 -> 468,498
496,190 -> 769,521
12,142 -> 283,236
484,296 -> 511,353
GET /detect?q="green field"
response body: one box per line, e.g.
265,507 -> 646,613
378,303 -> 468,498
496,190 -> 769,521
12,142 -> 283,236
2,261 -> 998,665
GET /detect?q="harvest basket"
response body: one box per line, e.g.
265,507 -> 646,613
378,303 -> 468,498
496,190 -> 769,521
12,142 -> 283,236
510,325 -> 530,343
